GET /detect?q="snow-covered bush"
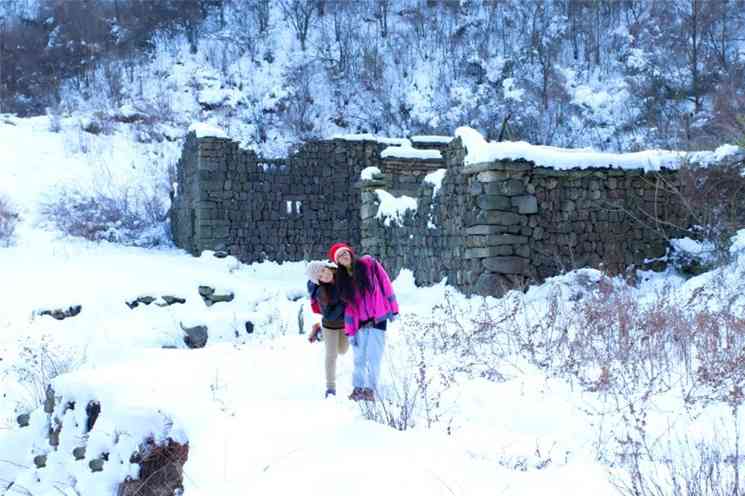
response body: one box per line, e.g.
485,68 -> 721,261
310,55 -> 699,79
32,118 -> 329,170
39,184 -> 170,247
0,193 -> 20,246
668,236 -> 718,276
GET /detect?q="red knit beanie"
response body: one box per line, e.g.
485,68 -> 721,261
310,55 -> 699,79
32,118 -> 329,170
327,242 -> 354,263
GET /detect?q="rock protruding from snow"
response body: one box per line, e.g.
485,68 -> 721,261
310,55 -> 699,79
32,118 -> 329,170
16,413 -> 30,427
115,104 -> 148,123
126,296 -> 156,309
180,323 -> 208,349
198,285 -> 234,306
126,295 -> 186,309
37,304 -> 82,320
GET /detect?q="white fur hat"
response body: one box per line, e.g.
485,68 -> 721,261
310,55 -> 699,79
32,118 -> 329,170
305,260 -> 337,284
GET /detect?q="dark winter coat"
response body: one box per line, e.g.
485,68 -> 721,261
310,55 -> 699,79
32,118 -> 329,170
307,281 -> 346,330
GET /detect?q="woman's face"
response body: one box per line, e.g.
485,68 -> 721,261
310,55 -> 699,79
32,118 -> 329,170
319,267 -> 334,284
336,249 -> 352,268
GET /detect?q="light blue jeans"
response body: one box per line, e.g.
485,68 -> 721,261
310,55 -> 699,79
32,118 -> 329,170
351,325 -> 386,391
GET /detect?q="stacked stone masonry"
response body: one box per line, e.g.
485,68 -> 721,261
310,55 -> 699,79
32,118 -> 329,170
172,133 -> 687,296
172,134 -> 388,263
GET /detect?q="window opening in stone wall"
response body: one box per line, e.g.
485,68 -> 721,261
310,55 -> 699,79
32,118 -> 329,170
286,200 -> 303,216
259,162 -> 288,173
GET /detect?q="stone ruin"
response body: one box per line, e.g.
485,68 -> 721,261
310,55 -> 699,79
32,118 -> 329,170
171,131 -> 688,296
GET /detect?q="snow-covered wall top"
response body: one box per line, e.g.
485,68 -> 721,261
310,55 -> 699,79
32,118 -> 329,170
410,135 -> 454,144
380,145 -> 442,161
188,122 -> 227,139
332,134 -> 411,146
455,127 -> 741,171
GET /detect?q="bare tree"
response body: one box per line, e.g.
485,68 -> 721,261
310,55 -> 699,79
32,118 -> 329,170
373,0 -> 391,38
667,0 -> 720,113
279,0 -> 318,51
529,1 -> 565,110
317,1 -> 361,77
251,0 -> 271,33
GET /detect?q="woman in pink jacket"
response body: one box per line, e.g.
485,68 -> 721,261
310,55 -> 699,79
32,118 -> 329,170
327,242 -> 399,402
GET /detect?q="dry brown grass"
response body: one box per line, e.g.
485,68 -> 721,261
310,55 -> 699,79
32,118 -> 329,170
118,439 -> 189,496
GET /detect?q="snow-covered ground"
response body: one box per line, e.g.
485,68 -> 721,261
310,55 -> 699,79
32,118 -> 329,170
3,225 -> 745,496
0,229 -> 620,496
2,114 -> 745,496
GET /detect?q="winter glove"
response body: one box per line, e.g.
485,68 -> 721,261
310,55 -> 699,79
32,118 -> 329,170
308,323 -> 322,343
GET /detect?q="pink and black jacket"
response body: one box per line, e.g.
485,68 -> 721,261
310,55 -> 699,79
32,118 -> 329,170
343,256 -> 399,336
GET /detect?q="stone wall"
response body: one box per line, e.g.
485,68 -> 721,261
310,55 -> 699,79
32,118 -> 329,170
173,133 -> 686,296
171,133 -> 391,263
360,144 -> 467,285
378,157 -> 444,196
459,158 -> 685,295
171,134 -> 200,254
359,138 -> 686,295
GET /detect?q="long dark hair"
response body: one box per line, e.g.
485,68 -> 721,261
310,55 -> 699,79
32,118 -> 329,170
335,254 -> 372,303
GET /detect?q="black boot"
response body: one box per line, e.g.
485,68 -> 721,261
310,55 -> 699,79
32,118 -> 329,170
348,387 -> 364,401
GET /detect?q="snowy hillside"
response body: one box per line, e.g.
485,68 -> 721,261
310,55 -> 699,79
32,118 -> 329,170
2,113 -> 745,495
2,0 -> 745,155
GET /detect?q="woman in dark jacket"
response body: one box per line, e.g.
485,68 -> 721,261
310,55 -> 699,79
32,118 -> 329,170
306,260 -> 349,398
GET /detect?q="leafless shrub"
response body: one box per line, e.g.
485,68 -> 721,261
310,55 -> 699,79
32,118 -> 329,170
360,290 -> 512,432
357,358 -> 420,431
614,433 -> 745,496
46,106 -> 62,133
281,61 -> 318,139
677,161 -> 745,255
39,184 -> 170,247
101,60 -> 125,107
358,339 -> 454,433
359,45 -> 385,93
4,334 -> 82,412
0,194 -> 20,247
710,69 -> 745,145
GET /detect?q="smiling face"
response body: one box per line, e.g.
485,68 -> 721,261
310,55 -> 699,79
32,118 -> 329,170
335,249 -> 352,268
318,267 -> 334,284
